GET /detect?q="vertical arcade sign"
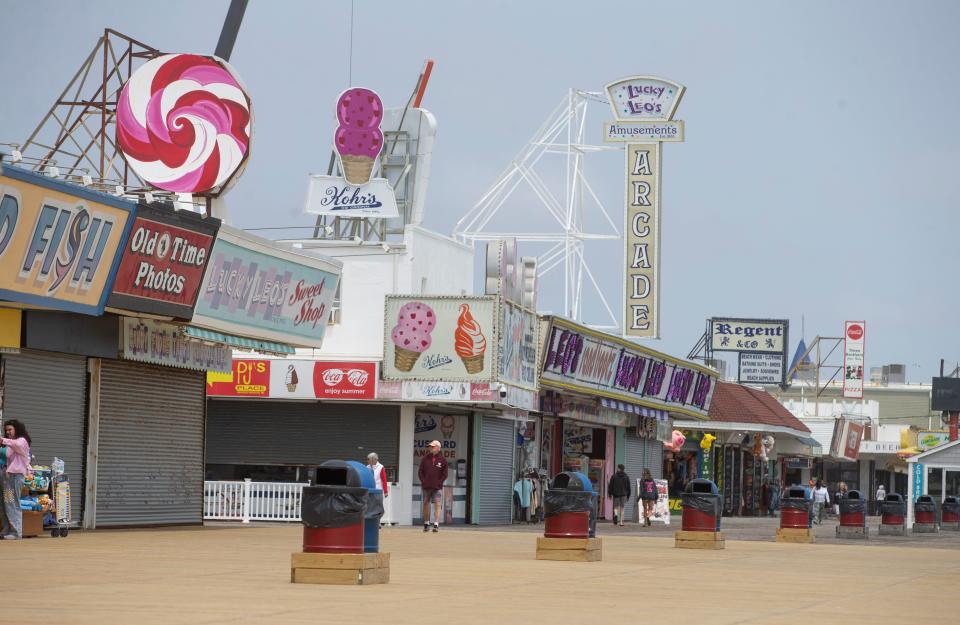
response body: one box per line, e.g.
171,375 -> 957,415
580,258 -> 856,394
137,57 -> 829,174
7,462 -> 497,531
843,321 -> 866,399
604,76 -> 685,338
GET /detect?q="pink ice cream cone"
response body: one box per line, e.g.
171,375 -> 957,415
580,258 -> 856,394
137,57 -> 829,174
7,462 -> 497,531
334,88 -> 384,186
391,301 -> 436,373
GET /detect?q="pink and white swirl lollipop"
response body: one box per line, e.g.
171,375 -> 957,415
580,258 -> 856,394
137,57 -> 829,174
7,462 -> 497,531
116,53 -> 253,195
334,88 -> 384,186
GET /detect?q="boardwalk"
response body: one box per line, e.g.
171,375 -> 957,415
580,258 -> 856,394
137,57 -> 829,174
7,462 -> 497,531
3,523 -> 958,625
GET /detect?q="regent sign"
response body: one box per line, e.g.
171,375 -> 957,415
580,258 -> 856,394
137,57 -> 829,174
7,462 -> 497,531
605,76 -> 685,339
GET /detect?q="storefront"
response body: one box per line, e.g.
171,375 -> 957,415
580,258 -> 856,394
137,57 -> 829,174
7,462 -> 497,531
905,438 -> 960,527
539,316 -> 717,521
674,381 -> 816,517
206,358 -> 388,482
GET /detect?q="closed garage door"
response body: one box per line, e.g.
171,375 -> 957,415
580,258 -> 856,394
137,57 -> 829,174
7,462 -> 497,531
206,401 -> 400,467
623,434 -> 644,521
96,360 -> 205,526
477,416 -> 514,525
3,350 -> 87,524
643,439 -> 663,479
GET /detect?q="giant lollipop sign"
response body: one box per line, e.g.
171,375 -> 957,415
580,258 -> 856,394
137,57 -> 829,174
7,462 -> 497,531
303,86 -> 399,219
116,54 -> 252,196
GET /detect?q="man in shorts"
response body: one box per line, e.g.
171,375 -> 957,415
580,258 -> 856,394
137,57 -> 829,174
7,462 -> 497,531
418,440 -> 449,532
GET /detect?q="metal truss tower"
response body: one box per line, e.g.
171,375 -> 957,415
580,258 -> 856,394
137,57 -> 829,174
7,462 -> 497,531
12,29 -> 161,195
454,89 -> 622,329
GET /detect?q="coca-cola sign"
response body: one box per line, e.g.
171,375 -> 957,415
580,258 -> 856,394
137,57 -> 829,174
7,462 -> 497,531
108,202 -> 219,319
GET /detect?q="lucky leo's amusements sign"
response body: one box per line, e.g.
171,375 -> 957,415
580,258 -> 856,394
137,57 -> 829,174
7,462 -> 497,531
604,76 -> 686,339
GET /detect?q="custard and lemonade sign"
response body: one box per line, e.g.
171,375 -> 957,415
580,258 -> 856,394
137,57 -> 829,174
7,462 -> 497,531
604,76 -> 685,339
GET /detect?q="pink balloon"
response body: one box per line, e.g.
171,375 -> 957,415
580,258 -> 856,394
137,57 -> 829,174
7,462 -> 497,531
669,430 -> 686,452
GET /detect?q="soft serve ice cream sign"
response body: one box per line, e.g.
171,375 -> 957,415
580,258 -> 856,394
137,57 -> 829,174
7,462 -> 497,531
304,87 -> 400,218
383,296 -> 496,382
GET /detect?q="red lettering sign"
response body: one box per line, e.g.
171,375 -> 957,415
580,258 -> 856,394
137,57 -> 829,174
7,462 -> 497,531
207,360 -> 270,397
110,207 -> 216,318
312,361 -> 376,399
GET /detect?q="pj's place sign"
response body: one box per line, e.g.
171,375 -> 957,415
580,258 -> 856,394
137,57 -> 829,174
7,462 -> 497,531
0,164 -> 134,315
539,316 -> 717,419
107,202 -> 220,319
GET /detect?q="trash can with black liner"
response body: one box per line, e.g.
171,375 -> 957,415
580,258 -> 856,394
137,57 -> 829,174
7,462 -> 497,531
942,496 -> 960,529
344,460 -> 384,553
301,461 -> 368,554
914,495 -> 938,527
780,486 -> 811,529
881,493 -> 906,526
681,479 -> 721,532
838,490 -> 867,527
543,472 -> 595,539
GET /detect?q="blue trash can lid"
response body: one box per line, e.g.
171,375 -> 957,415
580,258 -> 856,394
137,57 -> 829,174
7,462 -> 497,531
345,460 -> 377,489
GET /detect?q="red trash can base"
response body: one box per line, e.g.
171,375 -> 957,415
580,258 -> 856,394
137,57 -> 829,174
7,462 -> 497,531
303,524 -> 365,554
544,511 -> 589,539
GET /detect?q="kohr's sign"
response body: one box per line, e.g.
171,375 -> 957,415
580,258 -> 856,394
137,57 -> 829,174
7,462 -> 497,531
192,226 -> 342,348
539,316 -> 716,419
108,202 -> 220,319
0,164 -> 134,315
304,176 -> 399,219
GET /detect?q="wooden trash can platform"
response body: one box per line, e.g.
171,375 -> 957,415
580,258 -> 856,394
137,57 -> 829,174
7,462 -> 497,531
535,537 -> 602,562
290,552 -> 390,585
674,530 -> 725,549
776,527 -> 815,544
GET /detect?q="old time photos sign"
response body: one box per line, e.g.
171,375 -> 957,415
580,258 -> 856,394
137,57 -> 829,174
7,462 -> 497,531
604,76 -> 686,339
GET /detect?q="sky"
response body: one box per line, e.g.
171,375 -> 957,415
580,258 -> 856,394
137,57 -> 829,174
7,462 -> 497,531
3,1 -> 959,382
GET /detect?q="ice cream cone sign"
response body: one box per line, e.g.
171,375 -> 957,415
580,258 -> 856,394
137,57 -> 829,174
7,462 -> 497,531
454,304 -> 487,374
334,88 -> 384,186
390,301 -> 437,372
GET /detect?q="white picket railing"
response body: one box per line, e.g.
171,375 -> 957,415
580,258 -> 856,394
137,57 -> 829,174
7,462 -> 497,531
204,479 -> 307,523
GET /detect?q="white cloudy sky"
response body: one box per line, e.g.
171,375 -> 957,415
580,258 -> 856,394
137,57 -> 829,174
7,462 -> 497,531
4,1 -> 958,382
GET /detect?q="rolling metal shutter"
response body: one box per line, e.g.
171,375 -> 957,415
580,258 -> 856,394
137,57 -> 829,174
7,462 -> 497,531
96,360 -> 205,526
205,400 -> 400,467
477,416 -> 514,525
644,439 -> 663,479
3,350 -> 87,524
623,434 -> 645,521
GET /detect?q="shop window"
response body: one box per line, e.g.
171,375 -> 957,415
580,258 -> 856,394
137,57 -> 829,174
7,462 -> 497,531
945,470 -> 960,499
927,467 -> 943,499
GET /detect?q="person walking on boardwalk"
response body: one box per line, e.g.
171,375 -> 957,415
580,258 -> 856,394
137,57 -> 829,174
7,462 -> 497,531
607,464 -> 631,526
418,440 -> 448,533
638,469 -> 658,527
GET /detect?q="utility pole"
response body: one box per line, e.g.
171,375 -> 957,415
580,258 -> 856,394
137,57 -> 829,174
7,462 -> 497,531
216,0 -> 249,61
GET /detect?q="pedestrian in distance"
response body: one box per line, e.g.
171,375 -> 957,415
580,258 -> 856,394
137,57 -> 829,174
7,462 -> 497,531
366,452 -> 389,498
760,478 -> 770,516
812,479 -> 830,525
768,481 -> 780,517
0,420 -> 32,540
607,464 -> 631,526
638,469 -> 658,527
834,481 -> 848,516
875,484 -> 886,516
418,440 -> 448,533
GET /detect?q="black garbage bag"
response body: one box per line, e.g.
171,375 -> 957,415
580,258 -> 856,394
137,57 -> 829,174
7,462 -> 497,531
881,500 -> 906,516
780,497 -> 811,511
839,498 -> 866,514
681,493 -> 721,514
544,490 -> 594,517
365,491 -> 385,520
943,500 -> 960,514
914,500 -> 937,514
301,485 -> 368,528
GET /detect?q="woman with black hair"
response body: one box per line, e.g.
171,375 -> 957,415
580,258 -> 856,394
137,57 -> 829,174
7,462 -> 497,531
0,420 -> 32,540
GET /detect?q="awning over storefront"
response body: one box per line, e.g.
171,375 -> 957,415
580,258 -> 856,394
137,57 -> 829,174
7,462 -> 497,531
183,326 -> 295,355
599,398 -> 668,421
